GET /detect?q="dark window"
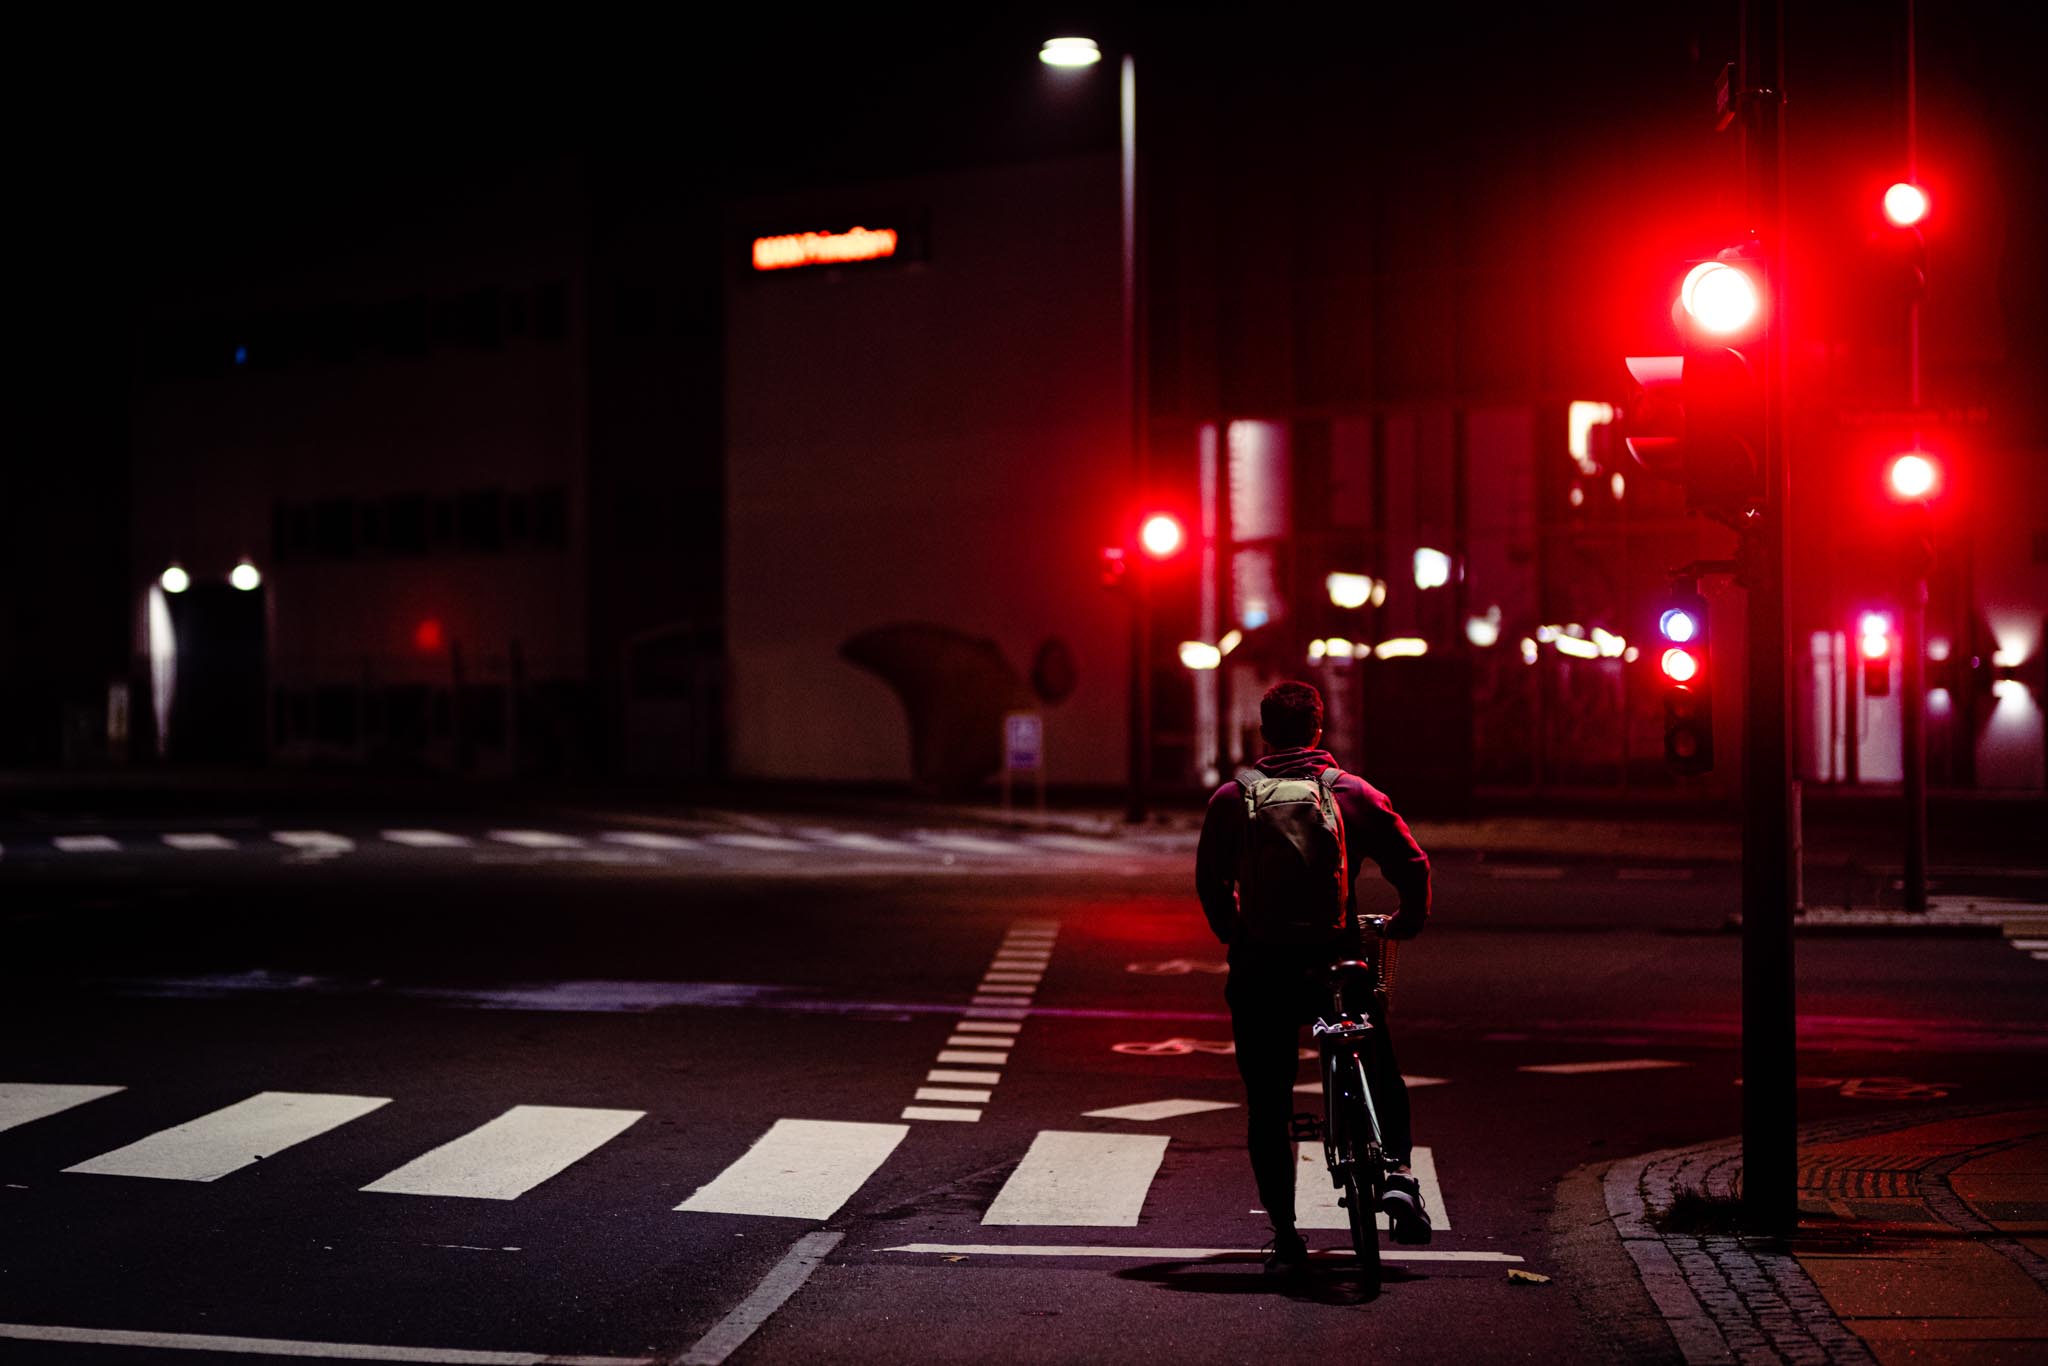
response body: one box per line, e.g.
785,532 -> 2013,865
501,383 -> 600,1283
385,495 -> 428,555
374,296 -> 430,355
461,686 -> 506,748
505,493 -> 531,543
313,686 -> 358,746
314,500 -> 355,558
384,686 -> 429,749
359,501 -> 384,552
430,499 -> 455,548
535,282 -> 567,341
435,289 -> 502,349
533,486 -> 568,548
430,688 -> 452,737
616,285 -> 658,338
459,489 -> 504,552
504,290 -> 529,337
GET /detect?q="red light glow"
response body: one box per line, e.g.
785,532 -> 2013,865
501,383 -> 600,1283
1883,182 -> 1929,227
752,227 -> 899,272
414,618 -> 446,652
1680,261 -> 1760,335
1139,514 -> 1185,559
1887,452 -> 1940,500
1660,647 -> 1699,683
1860,630 -> 1891,660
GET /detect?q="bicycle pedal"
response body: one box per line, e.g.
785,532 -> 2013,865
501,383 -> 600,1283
1288,1112 -> 1323,1141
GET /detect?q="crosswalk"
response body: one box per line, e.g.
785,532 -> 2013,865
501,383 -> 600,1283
1,822 -> 1169,872
2,1079 -> 1459,1236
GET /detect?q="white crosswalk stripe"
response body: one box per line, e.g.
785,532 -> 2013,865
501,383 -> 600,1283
64,1091 -> 391,1182
917,833 -> 1027,857
983,1131 -> 1170,1227
793,829 -> 935,855
382,829 -> 471,848
272,831 -> 354,854
676,1119 -> 908,1220
0,1083 -> 125,1134
361,1105 -> 644,1200
599,831 -> 700,851
703,833 -> 814,853
488,829 -> 584,849
52,835 -> 119,853
162,833 -> 236,851
1293,1143 -> 1450,1231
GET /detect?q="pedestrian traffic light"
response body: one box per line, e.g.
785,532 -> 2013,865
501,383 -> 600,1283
1859,612 -> 1893,697
1098,545 -> 1128,591
1657,588 -> 1713,774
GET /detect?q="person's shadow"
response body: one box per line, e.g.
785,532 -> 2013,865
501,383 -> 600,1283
1115,1252 -> 1425,1305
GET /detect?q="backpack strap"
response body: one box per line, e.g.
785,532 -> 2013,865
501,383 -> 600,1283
1318,766 -> 1343,792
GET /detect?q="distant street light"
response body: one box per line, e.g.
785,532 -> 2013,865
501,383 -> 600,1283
160,565 -> 190,594
230,560 -> 263,592
1038,37 -> 1102,67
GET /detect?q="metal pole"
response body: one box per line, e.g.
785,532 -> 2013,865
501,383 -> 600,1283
1740,0 -> 1799,1243
1121,52 -> 1150,824
1900,0 -> 1930,911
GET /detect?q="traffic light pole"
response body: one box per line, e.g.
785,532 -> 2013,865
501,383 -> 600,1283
1739,0 -> 1800,1243
1120,52 -> 1151,826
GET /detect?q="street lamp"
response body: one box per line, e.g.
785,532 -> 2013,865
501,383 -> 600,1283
1044,33 -> 1148,820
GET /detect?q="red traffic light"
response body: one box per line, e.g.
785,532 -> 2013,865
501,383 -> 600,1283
1883,182 -> 1929,228
1886,452 -> 1940,501
1138,513 -> 1185,559
414,618 -> 446,652
1660,647 -> 1700,683
1680,261 -> 1761,335
1859,612 -> 1892,659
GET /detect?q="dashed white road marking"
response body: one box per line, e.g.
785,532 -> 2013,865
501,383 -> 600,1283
383,829 -> 472,848
884,1244 -> 1523,1263
1294,1074 -> 1449,1094
794,830 -> 930,855
1617,867 -> 1695,881
945,1035 -> 1005,1048
0,1082 -> 126,1133
964,1007 -> 1030,1020
916,1087 -> 993,1104
902,1106 -> 982,1123
676,1230 -> 842,1366
52,835 -> 119,853
953,1022 -> 1021,1035
981,972 -> 1044,984
1487,865 -> 1565,880
162,833 -> 235,851
1518,1058 -> 1690,1075
65,1091 -> 391,1182
1023,835 -> 1126,855
2011,939 -> 2048,950
983,1131 -> 1171,1227
488,830 -> 584,849
1294,1143 -> 1450,1231
273,830 -> 355,854
1082,1099 -> 1237,1122
928,1070 -> 1001,1086
361,1105 -> 644,1200
937,1050 -> 1010,1066
973,985 -> 1035,996
598,831 -> 699,851
675,1119 -> 908,1220
919,834 -> 1027,856
2032,951 -> 2048,962
703,833 -> 814,853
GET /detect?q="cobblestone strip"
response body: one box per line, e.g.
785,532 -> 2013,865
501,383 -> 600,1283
1605,1139 -> 1876,1366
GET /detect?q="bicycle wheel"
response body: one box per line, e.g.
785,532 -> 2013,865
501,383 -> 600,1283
1340,1053 -> 1384,1293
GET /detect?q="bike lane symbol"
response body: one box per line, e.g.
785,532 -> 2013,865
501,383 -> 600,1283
1112,1038 -> 1318,1060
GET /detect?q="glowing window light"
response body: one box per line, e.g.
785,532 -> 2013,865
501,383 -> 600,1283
1179,641 -> 1222,671
1323,637 -> 1357,660
1991,648 -> 2020,669
1660,609 -> 1698,643
1610,472 -> 1626,500
1887,452 -> 1939,500
1413,547 -> 1452,590
1039,36 -> 1102,66
1374,637 -> 1428,660
1326,572 -> 1375,609
1883,182 -> 1929,228
1661,647 -> 1700,682
1591,627 -> 1626,657
1992,679 -> 2026,702
1927,638 -> 1951,662
1520,638 -> 1540,665
1680,260 -> 1760,334
160,564 -> 190,594
229,560 -> 262,592
1928,687 -> 1952,714
1624,646 -> 1641,663
1567,400 -> 1615,473
1536,625 -> 1558,643
1465,608 -> 1502,648
751,226 -> 900,273
1369,580 -> 1388,607
1218,629 -> 1243,657
1554,635 -> 1600,660
1139,513 -> 1185,558
1568,486 -> 1586,508
1308,639 -> 1327,661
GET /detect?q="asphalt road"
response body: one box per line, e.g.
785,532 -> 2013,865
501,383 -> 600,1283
2,801 -> 2044,1364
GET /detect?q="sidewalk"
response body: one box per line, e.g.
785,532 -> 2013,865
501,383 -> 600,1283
1600,1105 -> 2048,1364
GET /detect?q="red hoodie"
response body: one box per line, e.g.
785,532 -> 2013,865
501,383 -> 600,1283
1194,747 -> 1432,947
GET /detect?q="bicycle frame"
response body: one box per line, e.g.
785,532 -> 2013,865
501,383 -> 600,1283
1311,962 -> 1387,1182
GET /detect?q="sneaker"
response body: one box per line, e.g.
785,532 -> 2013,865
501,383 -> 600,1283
1380,1173 -> 1433,1245
1263,1229 -> 1311,1275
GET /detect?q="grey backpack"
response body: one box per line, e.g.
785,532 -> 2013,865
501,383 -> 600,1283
1233,766 -> 1350,944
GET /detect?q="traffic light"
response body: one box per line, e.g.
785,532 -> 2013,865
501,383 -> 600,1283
1623,252 -> 1765,517
1859,612 -> 1893,697
1657,588 -> 1713,774
1138,513 -> 1185,560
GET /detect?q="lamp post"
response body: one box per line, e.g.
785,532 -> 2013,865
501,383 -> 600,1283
1041,35 -> 1148,821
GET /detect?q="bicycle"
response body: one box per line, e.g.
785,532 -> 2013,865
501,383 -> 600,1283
1298,913 -> 1401,1291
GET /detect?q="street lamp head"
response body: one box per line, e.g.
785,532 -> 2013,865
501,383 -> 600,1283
1039,36 -> 1102,67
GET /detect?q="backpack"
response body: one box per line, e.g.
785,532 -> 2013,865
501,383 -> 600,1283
1233,766 -> 1350,944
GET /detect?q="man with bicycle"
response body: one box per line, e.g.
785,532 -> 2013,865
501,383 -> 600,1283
1195,680 -> 1433,1274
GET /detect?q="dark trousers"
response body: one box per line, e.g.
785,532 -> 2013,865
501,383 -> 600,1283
1227,951 -> 1413,1232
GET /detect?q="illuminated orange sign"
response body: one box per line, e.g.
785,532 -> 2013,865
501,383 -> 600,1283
751,226 -> 900,272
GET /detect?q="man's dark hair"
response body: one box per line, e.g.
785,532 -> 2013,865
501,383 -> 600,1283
1260,680 -> 1324,749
